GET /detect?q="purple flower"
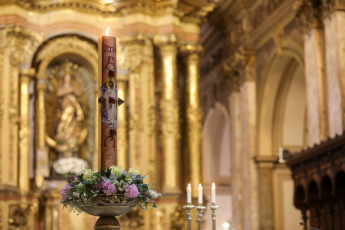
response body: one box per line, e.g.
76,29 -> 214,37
61,184 -> 71,200
101,181 -> 116,195
67,173 -> 76,183
125,184 -> 140,198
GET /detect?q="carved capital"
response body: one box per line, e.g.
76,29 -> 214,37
224,46 -> 255,86
294,0 -> 324,31
6,25 -> 43,65
120,34 -> 152,73
154,34 -> 177,49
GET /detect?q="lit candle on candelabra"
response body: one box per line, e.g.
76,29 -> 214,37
98,27 -> 121,171
211,182 -> 216,204
198,184 -> 203,205
187,183 -> 192,204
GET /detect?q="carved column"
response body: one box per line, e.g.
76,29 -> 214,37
155,34 -> 180,193
181,44 -> 202,197
121,35 -> 156,187
19,69 -> 35,191
322,1 -> 345,137
117,78 -> 128,170
296,0 -> 328,145
35,76 -> 49,182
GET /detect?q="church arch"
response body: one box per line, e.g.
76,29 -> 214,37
320,175 -> 333,199
258,42 -> 305,157
335,170 -> 345,196
202,102 -> 231,184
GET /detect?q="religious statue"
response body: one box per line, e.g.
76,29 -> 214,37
99,77 -> 117,128
46,66 -> 87,157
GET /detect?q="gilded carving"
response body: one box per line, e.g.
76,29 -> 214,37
160,99 -> 180,137
35,36 -> 98,77
1,0 -> 214,22
5,25 -> 43,65
8,203 -> 38,229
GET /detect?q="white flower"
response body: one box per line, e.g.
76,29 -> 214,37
148,190 -> 161,199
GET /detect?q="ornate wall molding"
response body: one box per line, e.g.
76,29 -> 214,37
0,0 -> 214,23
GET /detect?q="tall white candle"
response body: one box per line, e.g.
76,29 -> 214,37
187,183 -> 192,204
211,182 -> 216,204
198,184 -> 203,205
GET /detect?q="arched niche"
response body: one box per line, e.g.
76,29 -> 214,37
202,103 -> 231,184
32,35 -> 98,173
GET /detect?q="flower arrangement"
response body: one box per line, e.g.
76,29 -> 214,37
60,166 -> 161,213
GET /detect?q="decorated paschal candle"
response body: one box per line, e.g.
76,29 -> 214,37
98,27 -> 124,171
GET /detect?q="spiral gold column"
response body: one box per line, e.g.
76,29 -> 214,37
117,78 -> 127,170
181,44 -> 203,197
19,68 -> 35,191
155,34 -> 180,193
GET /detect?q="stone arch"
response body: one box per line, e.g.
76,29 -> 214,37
258,42 -> 305,157
202,103 -> 231,184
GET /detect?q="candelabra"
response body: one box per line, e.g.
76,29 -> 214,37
183,203 -> 219,230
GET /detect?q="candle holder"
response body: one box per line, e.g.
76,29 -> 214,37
183,204 -> 195,230
210,203 -> 220,230
196,205 -> 206,230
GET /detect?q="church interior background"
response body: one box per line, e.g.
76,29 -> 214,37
1,0 -> 345,229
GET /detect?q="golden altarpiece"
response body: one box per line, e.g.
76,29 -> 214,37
0,1 -> 214,229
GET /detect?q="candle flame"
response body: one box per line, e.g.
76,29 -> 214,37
187,183 -> 191,189
212,182 -> 216,188
106,27 -> 110,36
199,184 -> 202,189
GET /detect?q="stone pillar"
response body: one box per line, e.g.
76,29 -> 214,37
155,34 -> 180,193
297,0 -> 328,146
228,72 -> 243,230
255,156 -> 277,230
237,48 -> 259,230
323,3 -> 345,137
181,44 -> 203,197
117,78 -> 128,170
18,68 -> 34,191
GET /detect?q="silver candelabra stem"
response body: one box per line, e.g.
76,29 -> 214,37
196,205 -> 206,230
210,203 -> 220,230
183,204 -> 195,230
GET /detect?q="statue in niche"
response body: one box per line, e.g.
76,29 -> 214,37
54,72 -> 85,156
46,62 -> 88,174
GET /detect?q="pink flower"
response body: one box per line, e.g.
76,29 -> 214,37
61,184 -> 71,200
125,184 -> 140,198
101,181 -> 116,195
